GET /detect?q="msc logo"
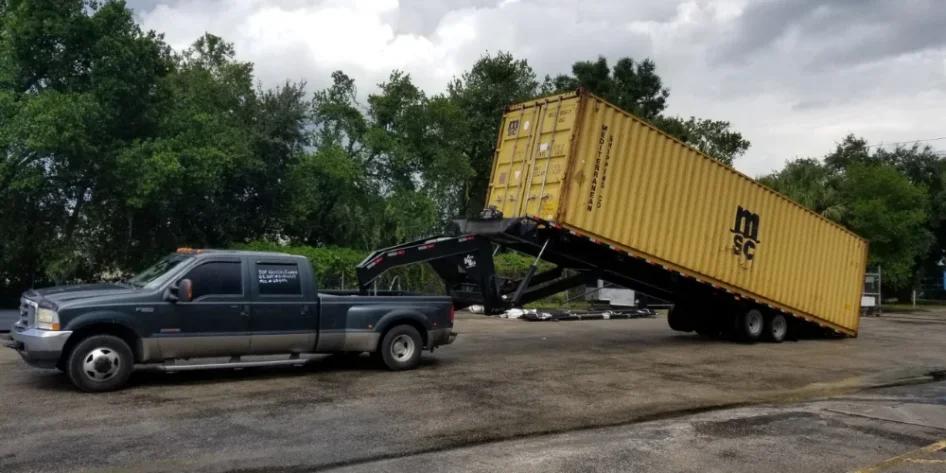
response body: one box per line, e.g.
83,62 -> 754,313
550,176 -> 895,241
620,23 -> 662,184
730,206 -> 760,261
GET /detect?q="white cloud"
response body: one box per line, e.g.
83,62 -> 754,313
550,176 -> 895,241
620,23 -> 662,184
133,0 -> 946,176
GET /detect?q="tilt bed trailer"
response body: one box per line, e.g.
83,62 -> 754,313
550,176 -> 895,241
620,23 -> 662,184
357,89 -> 869,342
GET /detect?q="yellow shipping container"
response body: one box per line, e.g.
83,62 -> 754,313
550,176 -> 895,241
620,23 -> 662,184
486,90 -> 868,336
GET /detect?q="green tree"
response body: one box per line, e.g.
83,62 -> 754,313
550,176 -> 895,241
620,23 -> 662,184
548,55 -> 749,165
0,0 -> 174,285
762,136 -> 941,293
874,142 -> 946,275
758,158 -> 846,222
839,164 -> 931,290
820,134 -> 946,289
293,70 -> 473,249
366,71 -> 470,191
282,145 -> 369,248
115,33 -> 259,259
363,71 -> 472,241
312,70 -> 367,154
448,51 -> 539,217
244,80 -> 311,236
547,56 -> 668,119
824,134 -> 876,171
653,116 -> 750,166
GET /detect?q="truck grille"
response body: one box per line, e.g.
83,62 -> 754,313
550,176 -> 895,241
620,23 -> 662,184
19,298 -> 35,327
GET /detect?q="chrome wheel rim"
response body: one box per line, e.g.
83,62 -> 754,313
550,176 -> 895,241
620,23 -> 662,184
390,334 -> 415,361
771,316 -> 787,339
82,347 -> 121,381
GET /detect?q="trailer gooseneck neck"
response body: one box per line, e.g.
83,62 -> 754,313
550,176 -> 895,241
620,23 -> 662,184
355,213 -> 677,315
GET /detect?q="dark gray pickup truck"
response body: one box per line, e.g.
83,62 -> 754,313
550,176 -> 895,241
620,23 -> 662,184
6,249 -> 456,392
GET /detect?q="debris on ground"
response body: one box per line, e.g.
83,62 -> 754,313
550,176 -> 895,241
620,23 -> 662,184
520,308 -> 657,322
476,306 -> 657,321
501,308 -> 535,319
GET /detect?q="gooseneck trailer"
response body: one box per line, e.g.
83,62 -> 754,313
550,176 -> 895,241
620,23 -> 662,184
358,89 -> 868,342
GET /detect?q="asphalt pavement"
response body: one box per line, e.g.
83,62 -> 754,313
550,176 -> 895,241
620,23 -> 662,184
332,378 -> 946,473
1,312 -> 945,472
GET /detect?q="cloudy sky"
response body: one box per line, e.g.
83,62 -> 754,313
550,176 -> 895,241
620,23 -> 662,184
129,0 -> 946,176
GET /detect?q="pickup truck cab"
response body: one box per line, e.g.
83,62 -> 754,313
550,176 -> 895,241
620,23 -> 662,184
6,249 -> 456,392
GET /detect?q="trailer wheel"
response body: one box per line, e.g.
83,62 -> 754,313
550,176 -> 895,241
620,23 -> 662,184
667,304 -> 694,332
765,314 -> 788,343
735,309 -> 764,342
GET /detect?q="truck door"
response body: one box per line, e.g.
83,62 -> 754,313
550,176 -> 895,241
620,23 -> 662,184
160,258 -> 250,358
248,260 -> 316,354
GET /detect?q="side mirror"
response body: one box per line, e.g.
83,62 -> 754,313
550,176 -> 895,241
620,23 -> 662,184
168,279 -> 194,303
177,279 -> 194,303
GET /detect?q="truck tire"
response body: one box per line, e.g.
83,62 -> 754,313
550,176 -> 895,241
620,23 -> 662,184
668,304 -> 694,332
380,325 -> 423,371
735,309 -> 764,342
65,335 -> 134,393
764,313 -> 788,343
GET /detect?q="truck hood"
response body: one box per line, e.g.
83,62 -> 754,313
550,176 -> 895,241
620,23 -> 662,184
25,284 -> 136,308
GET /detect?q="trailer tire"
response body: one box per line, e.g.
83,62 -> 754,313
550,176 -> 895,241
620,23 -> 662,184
668,304 -> 694,332
735,309 -> 764,342
764,313 -> 788,343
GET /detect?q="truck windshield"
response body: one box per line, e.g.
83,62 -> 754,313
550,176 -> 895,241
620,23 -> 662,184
128,255 -> 192,289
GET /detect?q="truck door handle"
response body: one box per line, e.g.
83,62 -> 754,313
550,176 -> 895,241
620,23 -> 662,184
241,305 -> 250,317
301,306 -> 309,316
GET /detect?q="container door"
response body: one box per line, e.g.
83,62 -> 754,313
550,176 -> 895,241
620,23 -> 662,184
485,93 -> 580,220
489,103 -> 544,217
518,97 -> 579,220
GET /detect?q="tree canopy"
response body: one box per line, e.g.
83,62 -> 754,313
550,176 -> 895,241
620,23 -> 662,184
545,55 -> 750,165
761,134 -> 944,293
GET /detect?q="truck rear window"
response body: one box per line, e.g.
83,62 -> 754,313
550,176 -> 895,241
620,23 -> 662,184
257,263 -> 302,296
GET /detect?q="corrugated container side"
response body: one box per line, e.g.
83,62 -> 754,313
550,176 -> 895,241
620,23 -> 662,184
486,90 -> 868,335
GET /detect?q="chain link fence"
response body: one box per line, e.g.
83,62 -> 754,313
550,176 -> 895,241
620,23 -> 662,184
917,271 -> 946,304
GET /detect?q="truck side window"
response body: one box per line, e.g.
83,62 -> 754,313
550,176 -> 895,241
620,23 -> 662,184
184,262 -> 243,300
257,263 -> 302,296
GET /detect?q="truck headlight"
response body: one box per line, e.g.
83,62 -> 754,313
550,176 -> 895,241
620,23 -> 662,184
36,308 -> 60,331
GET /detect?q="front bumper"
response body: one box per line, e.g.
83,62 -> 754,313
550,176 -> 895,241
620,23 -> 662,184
428,328 -> 457,348
6,322 -> 72,369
